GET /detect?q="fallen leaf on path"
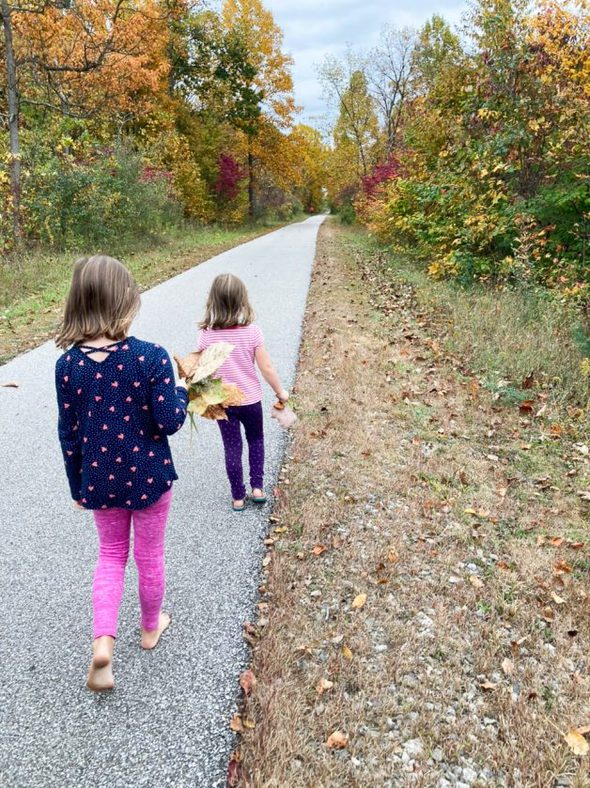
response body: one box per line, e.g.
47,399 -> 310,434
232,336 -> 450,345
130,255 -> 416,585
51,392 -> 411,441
230,714 -> 243,733
326,730 -> 348,749
274,526 -> 288,533
351,593 -> 367,609
342,645 -> 353,660
262,554 -> 272,567
316,678 -> 334,695
240,670 -> 256,696
0,381 -> 19,388
564,729 -> 589,756
312,544 -> 327,556
469,575 -> 484,589
243,718 -> 256,730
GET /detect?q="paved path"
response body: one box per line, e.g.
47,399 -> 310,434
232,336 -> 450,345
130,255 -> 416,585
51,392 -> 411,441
0,216 -> 324,787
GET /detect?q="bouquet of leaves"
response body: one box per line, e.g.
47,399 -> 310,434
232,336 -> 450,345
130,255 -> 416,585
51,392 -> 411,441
174,342 -> 245,429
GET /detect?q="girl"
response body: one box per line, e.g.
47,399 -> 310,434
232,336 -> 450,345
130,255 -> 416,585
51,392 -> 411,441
55,255 -> 188,692
197,273 -> 288,512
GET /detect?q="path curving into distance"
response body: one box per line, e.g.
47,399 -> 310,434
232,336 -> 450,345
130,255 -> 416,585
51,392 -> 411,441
0,215 -> 324,787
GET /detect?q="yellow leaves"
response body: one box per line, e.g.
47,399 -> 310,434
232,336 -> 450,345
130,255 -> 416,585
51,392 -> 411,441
564,729 -> 589,756
230,714 -> 255,732
351,593 -> 367,610
326,730 -> 348,749
341,645 -> 353,660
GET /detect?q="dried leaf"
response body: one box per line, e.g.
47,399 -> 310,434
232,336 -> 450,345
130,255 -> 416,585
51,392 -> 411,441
387,548 -> 399,563
551,592 -> 566,605
223,383 -> 246,407
553,560 -> 573,575
189,342 -> 234,383
479,680 -> 498,691
173,352 -> 201,380
243,718 -> 256,730
262,554 -> 272,568
519,400 -> 534,415
240,670 -> 256,696
522,372 -> 535,390
541,606 -> 554,622
202,403 -> 228,420
342,645 -> 353,660
469,575 -> 484,589
568,541 -> 585,549
564,729 -> 589,756
227,751 -> 241,787
549,536 -> 565,547
326,730 -> 348,749
312,544 -> 327,556
351,593 -> 367,609
316,678 -> 334,695
230,714 -> 243,733
502,658 -> 514,675
0,381 -> 19,388
576,724 -> 590,736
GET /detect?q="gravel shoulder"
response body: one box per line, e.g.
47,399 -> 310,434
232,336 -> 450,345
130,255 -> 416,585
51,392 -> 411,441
0,216 -> 324,787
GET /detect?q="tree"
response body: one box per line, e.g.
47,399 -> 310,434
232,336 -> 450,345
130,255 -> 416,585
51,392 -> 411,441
367,25 -> 417,153
221,0 -> 296,216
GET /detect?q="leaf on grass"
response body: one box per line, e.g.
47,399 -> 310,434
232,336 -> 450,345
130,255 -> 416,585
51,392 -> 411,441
274,526 -> 288,534
0,381 -> 19,388
387,548 -> 399,563
564,729 -> 589,756
522,372 -> 535,390
541,606 -> 554,622
240,670 -> 256,696
262,554 -> 272,568
312,544 -> 327,556
326,730 -> 348,749
351,593 -> 367,609
227,751 -> 241,787
243,718 -> 256,730
519,400 -> 534,415
576,724 -> 590,736
479,680 -> 498,691
342,645 -> 353,660
551,592 -> 566,605
501,658 -> 514,675
469,575 -> 484,589
578,491 -> 590,502
568,541 -> 585,549
553,560 -> 573,576
549,536 -> 565,547
316,678 -> 334,695
230,714 -> 243,733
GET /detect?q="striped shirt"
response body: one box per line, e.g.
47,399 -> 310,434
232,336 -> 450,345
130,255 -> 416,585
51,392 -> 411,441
197,324 -> 264,406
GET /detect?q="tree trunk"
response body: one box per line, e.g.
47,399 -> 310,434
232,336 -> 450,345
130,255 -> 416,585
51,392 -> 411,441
1,0 -> 22,245
248,147 -> 255,219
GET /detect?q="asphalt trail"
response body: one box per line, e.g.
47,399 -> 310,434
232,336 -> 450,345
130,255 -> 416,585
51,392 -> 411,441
0,215 -> 324,787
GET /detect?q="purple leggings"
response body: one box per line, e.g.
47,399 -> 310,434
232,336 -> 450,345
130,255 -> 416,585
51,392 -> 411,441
92,489 -> 172,639
218,401 -> 264,500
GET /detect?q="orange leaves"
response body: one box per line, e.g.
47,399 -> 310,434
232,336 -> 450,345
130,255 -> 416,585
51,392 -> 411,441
326,730 -> 348,749
351,593 -> 367,610
315,678 -> 334,695
240,670 -> 256,696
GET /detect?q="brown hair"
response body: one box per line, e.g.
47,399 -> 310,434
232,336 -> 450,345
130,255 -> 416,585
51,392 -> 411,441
199,273 -> 255,329
56,255 -> 140,349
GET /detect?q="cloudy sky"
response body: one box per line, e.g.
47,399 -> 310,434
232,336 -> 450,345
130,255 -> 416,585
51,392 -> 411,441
264,0 -> 467,127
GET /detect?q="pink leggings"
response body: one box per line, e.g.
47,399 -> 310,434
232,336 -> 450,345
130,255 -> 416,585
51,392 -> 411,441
91,489 -> 172,639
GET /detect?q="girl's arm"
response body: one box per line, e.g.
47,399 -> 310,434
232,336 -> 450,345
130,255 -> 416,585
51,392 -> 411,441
149,347 -> 189,435
255,346 -> 289,402
55,359 -> 82,501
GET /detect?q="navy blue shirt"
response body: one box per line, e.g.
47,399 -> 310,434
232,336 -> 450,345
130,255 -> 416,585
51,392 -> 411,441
55,337 -> 188,510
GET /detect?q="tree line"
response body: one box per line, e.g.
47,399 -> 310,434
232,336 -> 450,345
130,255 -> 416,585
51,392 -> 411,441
319,0 -> 590,304
0,0 -> 328,251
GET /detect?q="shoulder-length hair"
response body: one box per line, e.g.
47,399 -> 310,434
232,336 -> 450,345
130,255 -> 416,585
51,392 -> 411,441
199,273 -> 255,330
56,255 -> 140,350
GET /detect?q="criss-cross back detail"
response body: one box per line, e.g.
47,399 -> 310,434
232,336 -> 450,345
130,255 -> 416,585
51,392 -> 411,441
77,341 -> 120,363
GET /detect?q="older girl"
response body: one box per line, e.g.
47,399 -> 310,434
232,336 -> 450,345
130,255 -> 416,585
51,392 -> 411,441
197,273 -> 288,511
55,255 -> 187,691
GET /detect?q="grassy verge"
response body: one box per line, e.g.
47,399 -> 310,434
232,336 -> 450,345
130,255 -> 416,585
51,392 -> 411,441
0,217 -> 301,364
234,220 -> 590,786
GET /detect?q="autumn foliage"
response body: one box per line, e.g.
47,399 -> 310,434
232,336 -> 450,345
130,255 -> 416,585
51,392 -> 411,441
0,0 -> 327,248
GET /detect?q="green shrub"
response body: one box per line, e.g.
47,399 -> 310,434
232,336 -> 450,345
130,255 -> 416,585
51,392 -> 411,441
24,149 -> 182,250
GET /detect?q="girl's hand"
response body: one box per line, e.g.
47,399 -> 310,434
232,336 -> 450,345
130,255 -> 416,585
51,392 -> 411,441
73,500 -> 84,510
277,389 -> 289,403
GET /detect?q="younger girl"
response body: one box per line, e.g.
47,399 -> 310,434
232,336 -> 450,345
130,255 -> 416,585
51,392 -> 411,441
197,273 -> 288,511
55,255 -> 188,692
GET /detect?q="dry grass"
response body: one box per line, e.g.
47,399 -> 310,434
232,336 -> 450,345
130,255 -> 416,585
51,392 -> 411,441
236,221 -> 590,787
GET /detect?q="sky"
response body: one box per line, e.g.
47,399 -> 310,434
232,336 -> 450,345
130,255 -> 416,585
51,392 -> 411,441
264,0 -> 467,128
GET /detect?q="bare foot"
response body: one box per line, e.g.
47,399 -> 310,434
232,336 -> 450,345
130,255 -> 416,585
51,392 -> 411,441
141,612 -> 171,650
87,636 -> 114,692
